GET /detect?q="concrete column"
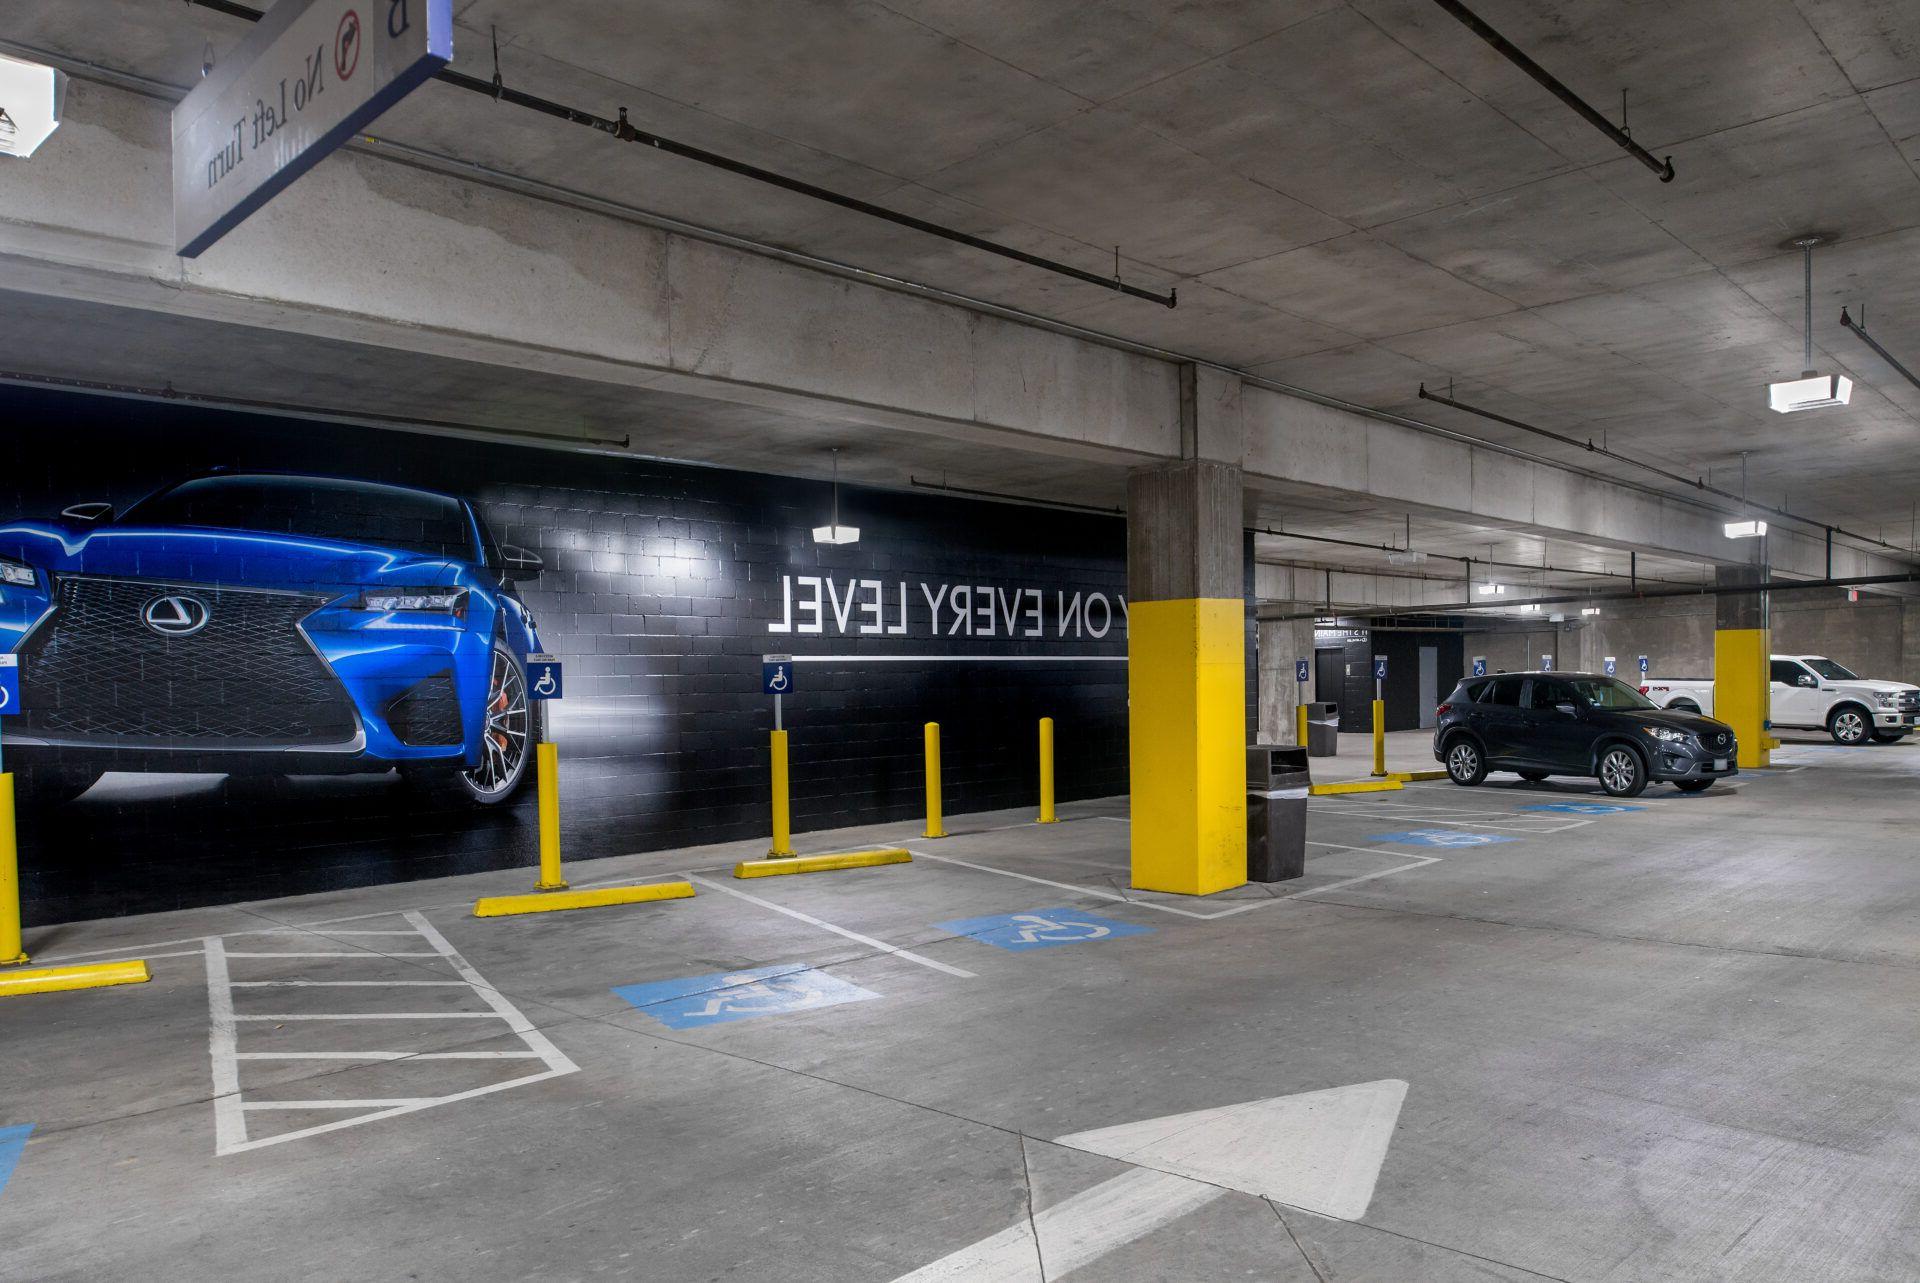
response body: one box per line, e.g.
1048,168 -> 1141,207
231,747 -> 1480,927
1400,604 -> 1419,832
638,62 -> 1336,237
1127,458 -> 1246,896
1257,614 -> 1317,744
1714,565 -> 1771,768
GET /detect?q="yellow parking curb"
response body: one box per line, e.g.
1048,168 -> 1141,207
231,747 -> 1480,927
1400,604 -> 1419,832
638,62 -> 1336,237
1308,779 -> 1405,796
733,849 -> 912,879
473,881 -> 695,918
1388,769 -> 1449,782
0,959 -> 151,998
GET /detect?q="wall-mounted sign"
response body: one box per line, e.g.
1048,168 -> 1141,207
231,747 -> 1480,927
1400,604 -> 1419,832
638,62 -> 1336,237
1294,659 -> 1309,683
172,0 -> 452,257
1471,656 -> 1487,677
525,653 -> 562,700
0,654 -> 18,715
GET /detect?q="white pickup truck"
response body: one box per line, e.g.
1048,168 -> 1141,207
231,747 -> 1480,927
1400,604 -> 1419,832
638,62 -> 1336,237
1641,654 -> 1920,745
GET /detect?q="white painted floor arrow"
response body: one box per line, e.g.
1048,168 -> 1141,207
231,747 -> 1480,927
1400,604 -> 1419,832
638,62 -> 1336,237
893,1080 -> 1407,1282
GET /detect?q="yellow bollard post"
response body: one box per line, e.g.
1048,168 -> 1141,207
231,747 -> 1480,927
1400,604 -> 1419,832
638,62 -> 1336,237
1371,699 -> 1387,777
923,722 -> 947,839
769,729 -> 795,857
1295,702 -> 1309,751
1037,717 -> 1058,824
0,774 -> 26,966
535,742 -> 567,891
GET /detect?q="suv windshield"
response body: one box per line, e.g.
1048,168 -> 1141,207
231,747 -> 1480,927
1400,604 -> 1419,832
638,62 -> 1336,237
1565,677 -> 1657,710
125,475 -> 477,560
1803,657 -> 1859,681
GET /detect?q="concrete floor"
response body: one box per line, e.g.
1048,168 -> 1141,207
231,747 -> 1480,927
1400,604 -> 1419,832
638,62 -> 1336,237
4,736 -> 1920,1281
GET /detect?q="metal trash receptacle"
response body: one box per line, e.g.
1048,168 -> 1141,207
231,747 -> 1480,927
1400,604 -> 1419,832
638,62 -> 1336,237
1305,702 -> 1340,757
1247,744 -> 1310,882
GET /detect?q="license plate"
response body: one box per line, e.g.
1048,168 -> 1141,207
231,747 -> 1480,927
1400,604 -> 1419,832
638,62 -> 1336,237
1712,759 -> 1728,771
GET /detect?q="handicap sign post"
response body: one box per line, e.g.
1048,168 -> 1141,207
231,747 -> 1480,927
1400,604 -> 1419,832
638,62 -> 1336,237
525,652 -> 563,701
1295,659 -> 1310,684
1540,653 -> 1553,672
1638,655 -> 1650,678
1472,655 -> 1487,677
1604,655 -> 1617,677
763,655 -> 794,728
1372,655 -> 1388,700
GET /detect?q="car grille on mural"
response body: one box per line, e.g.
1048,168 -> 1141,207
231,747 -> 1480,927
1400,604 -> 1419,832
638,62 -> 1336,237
23,577 -> 357,744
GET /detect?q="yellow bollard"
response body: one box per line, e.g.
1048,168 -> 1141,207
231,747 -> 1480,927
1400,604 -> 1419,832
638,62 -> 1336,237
0,774 -> 26,966
1371,699 -> 1387,778
769,729 -> 795,857
1295,702 -> 1309,751
1037,717 -> 1058,824
535,742 -> 567,891
923,721 -> 947,839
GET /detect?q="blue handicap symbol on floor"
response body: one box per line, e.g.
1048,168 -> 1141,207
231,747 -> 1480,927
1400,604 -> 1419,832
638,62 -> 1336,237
1517,802 -> 1646,815
1370,829 -> 1518,848
0,1125 -> 31,1201
935,907 -> 1153,952
612,964 -> 878,1030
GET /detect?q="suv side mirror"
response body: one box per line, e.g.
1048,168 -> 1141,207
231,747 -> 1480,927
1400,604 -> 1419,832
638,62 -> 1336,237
60,501 -> 113,523
1798,674 -> 1818,688
498,543 -> 543,583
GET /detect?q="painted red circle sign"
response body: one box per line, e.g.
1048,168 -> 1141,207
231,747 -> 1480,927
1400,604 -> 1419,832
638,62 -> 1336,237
335,9 -> 361,81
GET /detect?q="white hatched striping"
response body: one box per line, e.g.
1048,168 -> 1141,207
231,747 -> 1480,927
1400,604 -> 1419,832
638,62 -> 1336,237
203,910 -> 577,1156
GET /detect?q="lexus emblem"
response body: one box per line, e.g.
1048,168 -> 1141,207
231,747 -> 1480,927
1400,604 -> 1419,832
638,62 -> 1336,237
142,594 -> 211,637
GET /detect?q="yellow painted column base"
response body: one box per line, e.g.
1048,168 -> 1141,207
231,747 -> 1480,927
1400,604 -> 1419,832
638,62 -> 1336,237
0,959 -> 151,998
1127,598 -> 1247,896
1714,627 -> 1772,769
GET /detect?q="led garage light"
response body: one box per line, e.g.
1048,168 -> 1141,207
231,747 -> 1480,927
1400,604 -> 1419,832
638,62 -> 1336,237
812,447 -> 860,547
1581,607 -> 1601,616
1768,235 -> 1852,413
1475,583 -> 1507,596
1724,520 -> 1768,539
0,54 -> 65,158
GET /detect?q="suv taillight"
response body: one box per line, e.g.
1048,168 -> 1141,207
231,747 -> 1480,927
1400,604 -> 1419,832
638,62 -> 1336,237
1637,685 -> 1650,695
1435,703 -> 1452,717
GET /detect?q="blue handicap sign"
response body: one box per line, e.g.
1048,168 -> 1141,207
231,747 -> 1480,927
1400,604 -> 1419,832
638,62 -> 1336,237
1604,656 -> 1617,676
1472,657 -> 1487,677
935,907 -> 1153,952
525,653 -> 562,700
1373,657 -> 1388,681
1638,656 -> 1650,675
1517,802 -> 1645,815
1370,829 -> 1518,848
763,659 -> 794,695
0,1124 -> 29,1201
612,964 -> 876,1030
0,656 -> 17,716
1295,659 -> 1310,683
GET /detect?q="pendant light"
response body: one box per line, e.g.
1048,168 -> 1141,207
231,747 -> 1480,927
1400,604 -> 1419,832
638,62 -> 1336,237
1767,235 -> 1852,413
812,448 -> 860,545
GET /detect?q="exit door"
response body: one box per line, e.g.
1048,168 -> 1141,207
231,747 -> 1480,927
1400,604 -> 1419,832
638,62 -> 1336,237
1418,645 -> 1439,729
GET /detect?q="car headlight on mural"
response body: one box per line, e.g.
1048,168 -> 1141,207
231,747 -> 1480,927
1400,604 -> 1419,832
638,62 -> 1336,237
0,472 -> 546,808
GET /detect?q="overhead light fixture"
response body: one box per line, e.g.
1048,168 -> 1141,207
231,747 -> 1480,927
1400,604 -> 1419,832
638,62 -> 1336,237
1475,583 -> 1507,596
1768,235 -> 1852,413
1520,603 -> 1540,613
1724,519 -> 1768,539
1581,607 -> 1601,617
1386,549 -> 1428,566
0,53 -> 67,158
811,448 -> 860,546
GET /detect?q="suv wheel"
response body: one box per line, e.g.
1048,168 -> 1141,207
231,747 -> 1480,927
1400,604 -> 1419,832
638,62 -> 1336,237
1445,739 -> 1486,786
1829,705 -> 1871,746
1598,745 -> 1647,798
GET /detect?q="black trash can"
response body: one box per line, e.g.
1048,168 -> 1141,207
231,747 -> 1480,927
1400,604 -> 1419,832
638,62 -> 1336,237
1247,744 -> 1310,882
1305,702 -> 1340,757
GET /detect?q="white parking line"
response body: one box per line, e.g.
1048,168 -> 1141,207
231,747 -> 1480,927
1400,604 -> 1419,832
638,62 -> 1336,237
203,910 -> 578,1156
683,873 -> 978,980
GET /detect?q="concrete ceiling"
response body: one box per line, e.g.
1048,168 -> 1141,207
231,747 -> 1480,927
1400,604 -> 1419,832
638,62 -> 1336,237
10,0 -> 1920,588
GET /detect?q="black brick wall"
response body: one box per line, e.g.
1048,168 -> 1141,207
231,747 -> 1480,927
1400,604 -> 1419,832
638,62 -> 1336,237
3,388 -> 1132,920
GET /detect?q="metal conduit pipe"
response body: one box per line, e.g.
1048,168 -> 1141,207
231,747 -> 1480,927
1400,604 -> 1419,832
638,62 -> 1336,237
1266,571 -> 1920,621
1840,309 -> 1920,395
1416,385 -> 1912,557
183,0 -> 1176,307
1428,0 -> 1674,182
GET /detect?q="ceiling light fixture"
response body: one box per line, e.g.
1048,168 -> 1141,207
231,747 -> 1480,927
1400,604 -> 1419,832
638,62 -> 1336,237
0,53 -> 67,158
811,448 -> 860,546
1724,520 -> 1768,539
1475,582 -> 1507,596
1768,235 -> 1852,413
1581,607 -> 1602,616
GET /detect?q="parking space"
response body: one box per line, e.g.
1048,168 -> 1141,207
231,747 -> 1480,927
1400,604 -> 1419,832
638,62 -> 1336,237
4,743 -> 1920,1281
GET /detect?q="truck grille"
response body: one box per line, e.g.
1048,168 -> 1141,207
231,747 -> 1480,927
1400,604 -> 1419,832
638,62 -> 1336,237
1709,731 -> 1732,750
19,576 -> 358,746
1897,691 -> 1920,711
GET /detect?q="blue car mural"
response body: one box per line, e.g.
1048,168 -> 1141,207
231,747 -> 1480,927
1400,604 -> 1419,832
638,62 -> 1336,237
0,473 -> 545,805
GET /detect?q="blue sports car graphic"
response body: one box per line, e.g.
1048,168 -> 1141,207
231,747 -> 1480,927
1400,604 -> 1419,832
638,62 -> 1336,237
0,473 -> 546,806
